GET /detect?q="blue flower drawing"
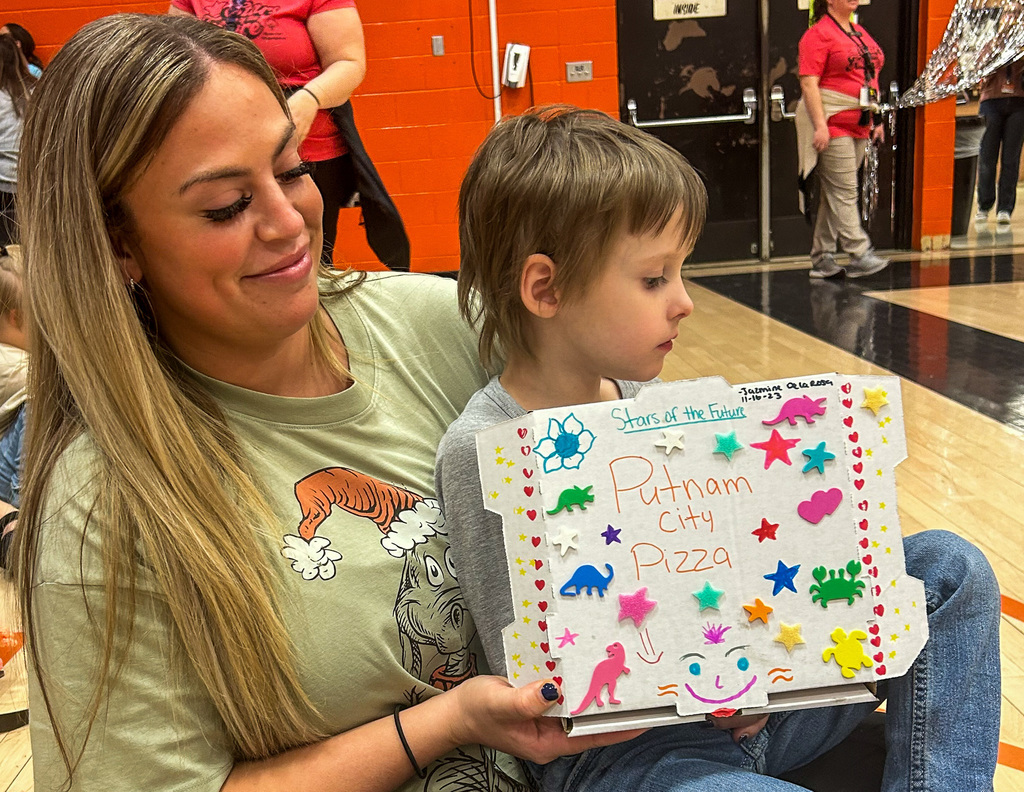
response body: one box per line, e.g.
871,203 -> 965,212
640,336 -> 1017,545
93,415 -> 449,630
534,414 -> 595,473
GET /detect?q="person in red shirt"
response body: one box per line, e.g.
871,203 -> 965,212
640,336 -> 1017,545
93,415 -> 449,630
798,0 -> 889,279
169,0 -> 366,265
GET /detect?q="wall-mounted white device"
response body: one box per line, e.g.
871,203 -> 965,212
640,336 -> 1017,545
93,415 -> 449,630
502,43 -> 531,88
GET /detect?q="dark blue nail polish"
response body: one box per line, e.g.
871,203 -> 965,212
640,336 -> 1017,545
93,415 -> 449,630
541,682 -> 559,701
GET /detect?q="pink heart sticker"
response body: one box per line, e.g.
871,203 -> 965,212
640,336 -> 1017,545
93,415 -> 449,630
797,488 -> 844,524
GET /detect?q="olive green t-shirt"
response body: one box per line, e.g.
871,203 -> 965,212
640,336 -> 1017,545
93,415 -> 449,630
29,273 -> 530,792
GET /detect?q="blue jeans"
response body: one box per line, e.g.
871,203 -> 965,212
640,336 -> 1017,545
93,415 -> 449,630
977,97 -> 1024,215
0,405 -> 26,506
528,530 -> 1001,791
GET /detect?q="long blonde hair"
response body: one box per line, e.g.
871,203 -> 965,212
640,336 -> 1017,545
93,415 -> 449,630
16,13 -> 349,785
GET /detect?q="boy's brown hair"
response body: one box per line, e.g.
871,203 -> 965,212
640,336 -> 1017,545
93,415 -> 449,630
458,105 -> 707,368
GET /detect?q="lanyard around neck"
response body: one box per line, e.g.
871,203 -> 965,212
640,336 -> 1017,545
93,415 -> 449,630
827,12 -> 875,83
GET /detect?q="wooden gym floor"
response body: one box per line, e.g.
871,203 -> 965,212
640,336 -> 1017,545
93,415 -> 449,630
2,247 -> 1024,789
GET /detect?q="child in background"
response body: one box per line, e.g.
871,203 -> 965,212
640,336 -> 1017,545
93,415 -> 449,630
435,105 -> 1001,791
0,245 -> 26,568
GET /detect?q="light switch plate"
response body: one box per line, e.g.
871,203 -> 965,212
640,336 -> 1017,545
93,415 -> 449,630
566,61 -> 593,82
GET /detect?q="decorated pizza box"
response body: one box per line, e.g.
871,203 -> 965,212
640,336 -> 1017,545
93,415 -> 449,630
475,374 -> 926,735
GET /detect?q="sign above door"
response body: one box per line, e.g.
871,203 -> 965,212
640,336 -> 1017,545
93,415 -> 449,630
653,0 -> 726,22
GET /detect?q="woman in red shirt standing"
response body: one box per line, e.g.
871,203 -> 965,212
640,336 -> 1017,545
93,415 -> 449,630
799,0 -> 890,279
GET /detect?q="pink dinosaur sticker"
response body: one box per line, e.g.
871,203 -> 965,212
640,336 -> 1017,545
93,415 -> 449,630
797,488 -> 844,524
571,642 -> 630,716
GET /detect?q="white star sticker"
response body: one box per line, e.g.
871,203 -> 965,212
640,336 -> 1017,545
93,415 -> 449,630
547,526 -> 579,556
654,429 -> 685,456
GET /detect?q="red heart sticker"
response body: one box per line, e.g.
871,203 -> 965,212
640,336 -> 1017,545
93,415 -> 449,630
546,660 -> 557,671
842,383 -> 852,394
531,535 -> 541,546
524,486 -> 534,497
848,432 -> 859,442
853,462 -> 863,473
842,398 -> 853,409
517,428 -> 528,439
538,620 -> 547,631
874,604 -> 884,616
868,624 -> 879,635
871,636 -> 881,647
538,601 -> 548,612
843,415 -> 854,427
874,652 -> 884,663
873,585 -> 881,596
520,446 -> 531,456
858,500 -> 869,511
523,469 -> 534,478
553,675 -> 562,686
859,519 -> 869,530
870,567 -> 879,578
534,559 -> 544,570
527,510 -> 538,521
863,554 -> 872,564
860,538 -> 869,548
540,642 -> 549,653
852,447 -> 863,458
535,580 -> 545,591
876,665 -> 886,675
854,479 -> 865,490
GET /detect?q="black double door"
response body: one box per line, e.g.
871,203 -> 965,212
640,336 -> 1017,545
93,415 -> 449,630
618,1 -> 910,264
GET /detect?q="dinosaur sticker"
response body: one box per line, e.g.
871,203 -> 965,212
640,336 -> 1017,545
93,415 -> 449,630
547,485 -> 595,515
570,642 -> 630,715
762,396 -> 827,426
560,563 -> 614,597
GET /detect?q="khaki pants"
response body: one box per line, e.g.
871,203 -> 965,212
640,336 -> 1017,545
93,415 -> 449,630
811,136 -> 871,262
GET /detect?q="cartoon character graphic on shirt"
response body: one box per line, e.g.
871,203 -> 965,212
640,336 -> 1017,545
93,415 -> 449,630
282,467 -> 476,688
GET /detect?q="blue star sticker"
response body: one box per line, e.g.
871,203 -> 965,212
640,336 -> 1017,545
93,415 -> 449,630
764,560 -> 800,596
713,431 -> 744,461
692,580 -> 725,611
801,441 -> 836,474
602,524 -> 622,545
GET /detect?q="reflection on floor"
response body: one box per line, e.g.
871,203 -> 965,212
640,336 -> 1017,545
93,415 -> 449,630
690,252 -> 1024,433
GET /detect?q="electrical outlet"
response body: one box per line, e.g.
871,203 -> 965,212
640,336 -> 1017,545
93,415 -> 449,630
431,35 -> 444,56
566,61 -> 593,83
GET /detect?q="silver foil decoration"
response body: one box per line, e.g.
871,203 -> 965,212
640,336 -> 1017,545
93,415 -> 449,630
861,140 -> 880,224
901,1 -> 1024,107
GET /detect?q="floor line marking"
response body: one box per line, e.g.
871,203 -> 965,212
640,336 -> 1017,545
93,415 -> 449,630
999,741 -> 1024,772
1002,595 -> 1024,624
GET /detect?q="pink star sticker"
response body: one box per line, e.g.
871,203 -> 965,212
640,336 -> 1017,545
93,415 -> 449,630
618,587 -> 657,628
556,628 -> 579,648
752,517 -> 779,542
750,429 -> 800,469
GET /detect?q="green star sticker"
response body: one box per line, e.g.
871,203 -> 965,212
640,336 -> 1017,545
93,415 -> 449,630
692,580 -> 724,611
713,431 -> 743,461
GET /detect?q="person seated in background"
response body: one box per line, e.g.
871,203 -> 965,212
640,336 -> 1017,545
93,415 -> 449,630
0,244 -> 25,570
0,23 -> 42,78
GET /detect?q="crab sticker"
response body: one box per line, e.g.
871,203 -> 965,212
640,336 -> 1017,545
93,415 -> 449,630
809,560 -> 866,608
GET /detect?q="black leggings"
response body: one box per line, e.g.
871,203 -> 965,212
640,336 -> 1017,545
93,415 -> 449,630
311,154 -> 357,266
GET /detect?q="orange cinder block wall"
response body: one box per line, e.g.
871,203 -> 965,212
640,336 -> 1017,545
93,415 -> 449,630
3,0 -> 617,273
912,0 -> 956,249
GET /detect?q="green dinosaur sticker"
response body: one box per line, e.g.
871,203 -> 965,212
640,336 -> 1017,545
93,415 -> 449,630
547,485 -> 594,515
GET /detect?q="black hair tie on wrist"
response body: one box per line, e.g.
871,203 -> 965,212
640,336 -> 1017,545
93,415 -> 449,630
393,706 -> 427,779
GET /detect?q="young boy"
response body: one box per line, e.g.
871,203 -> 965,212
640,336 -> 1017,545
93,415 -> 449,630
436,105 -> 706,682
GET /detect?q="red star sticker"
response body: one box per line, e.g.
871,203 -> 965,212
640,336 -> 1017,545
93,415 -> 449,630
750,429 -> 800,469
752,518 -> 779,542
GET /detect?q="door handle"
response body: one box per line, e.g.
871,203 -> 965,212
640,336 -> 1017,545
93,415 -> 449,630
770,86 -> 796,121
626,88 -> 758,129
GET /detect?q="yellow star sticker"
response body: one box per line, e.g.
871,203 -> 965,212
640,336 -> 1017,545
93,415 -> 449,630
514,507 -> 525,515
518,659 -> 525,668
512,631 -> 520,639
495,446 -> 504,455
522,600 -> 532,608
885,547 -> 891,554
872,540 -> 879,547
890,634 -> 898,642
523,616 -> 531,624
504,476 -> 512,484
515,557 -> 523,565
519,569 -> 527,576
519,533 -> 527,541
876,469 -> 883,476
905,624 -> 911,631
512,653 -> 521,661
513,671 -> 520,679
774,622 -> 805,652
865,449 -> 874,458
496,457 -> 505,465
530,641 -> 538,648
879,502 -> 886,509
862,386 -> 889,415
889,651 -> 897,659
489,491 -> 499,499
882,436 -> 888,444
506,460 -> 515,468
894,608 -> 900,615
880,525 -> 888,533
533,664 -> 540,673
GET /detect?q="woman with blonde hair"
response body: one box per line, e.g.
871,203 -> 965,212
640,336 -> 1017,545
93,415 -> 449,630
16,13 -> 634,791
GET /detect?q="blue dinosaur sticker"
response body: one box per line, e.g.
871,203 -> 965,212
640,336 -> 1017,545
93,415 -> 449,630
560,563 -> 614,597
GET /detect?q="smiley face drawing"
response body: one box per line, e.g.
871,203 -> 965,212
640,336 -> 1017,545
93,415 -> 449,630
677,623 -> 765,714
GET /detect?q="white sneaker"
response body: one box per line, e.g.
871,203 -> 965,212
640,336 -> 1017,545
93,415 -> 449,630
997,210 -> 1011,226
975,210 -> 990,225
845,252 -> 889,279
